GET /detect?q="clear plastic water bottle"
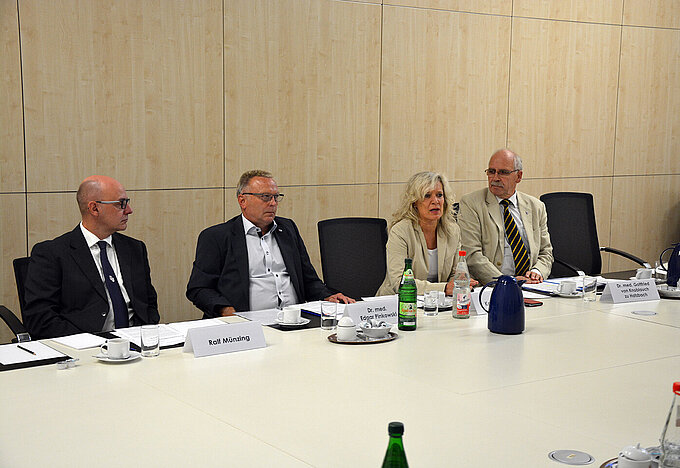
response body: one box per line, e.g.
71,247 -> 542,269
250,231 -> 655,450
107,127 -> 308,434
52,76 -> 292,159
453,250 -> 471,319
660,381 -> 680,467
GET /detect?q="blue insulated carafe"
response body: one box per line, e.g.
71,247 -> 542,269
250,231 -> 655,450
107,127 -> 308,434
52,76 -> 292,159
479,275 -> 525,334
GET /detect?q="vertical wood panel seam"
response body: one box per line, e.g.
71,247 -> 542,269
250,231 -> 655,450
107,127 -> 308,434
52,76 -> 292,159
505,0 -> 514,148
608,2 -> 626,249
222,0 -> 227,222
377,1 -> 384,216
16,0 -> 29,255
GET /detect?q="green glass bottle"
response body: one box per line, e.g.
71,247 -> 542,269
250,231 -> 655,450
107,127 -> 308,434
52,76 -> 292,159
381,421 -> 409,468
398,258 -> 417,331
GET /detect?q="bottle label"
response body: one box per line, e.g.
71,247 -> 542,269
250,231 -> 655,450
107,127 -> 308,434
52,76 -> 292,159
401,269 -> 414,283
456,293 -> 470,317
399,301 -> 416,325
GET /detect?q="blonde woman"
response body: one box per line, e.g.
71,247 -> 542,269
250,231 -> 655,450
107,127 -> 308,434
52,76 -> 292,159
377,171 -> 477,295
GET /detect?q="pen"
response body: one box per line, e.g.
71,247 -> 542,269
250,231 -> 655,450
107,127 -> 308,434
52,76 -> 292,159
17,345 -> 36,355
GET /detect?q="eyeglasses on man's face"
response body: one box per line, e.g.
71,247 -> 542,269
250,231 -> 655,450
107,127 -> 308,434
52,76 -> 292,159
485,168 -> 519,177
241,192 -> 284,203
95,198 -> 130,210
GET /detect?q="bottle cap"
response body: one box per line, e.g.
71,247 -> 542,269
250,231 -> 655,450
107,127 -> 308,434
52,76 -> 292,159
458,250 -> 466,256
388,421 -> 404,436
673,381 -> 680,395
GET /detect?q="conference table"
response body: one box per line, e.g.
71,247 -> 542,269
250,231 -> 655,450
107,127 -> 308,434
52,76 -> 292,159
1,293 -> 678,467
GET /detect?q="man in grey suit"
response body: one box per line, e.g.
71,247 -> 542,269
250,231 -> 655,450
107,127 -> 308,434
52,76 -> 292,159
458,149 -> 553,285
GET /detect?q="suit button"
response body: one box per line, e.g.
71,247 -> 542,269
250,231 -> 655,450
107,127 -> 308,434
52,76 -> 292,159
496,262 -> 501,266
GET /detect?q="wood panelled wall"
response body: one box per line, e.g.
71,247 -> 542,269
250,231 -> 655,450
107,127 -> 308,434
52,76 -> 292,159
1,0 -> 679,343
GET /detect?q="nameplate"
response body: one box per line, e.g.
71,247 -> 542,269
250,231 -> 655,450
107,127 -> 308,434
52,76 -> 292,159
183,322 -> 266,358
600,279 -> 660,304
470,289 -> 492,315
343,297 -> 398,324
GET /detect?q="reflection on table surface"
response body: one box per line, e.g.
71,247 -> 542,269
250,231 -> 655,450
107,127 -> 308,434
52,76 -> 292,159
1,296 -> 678,467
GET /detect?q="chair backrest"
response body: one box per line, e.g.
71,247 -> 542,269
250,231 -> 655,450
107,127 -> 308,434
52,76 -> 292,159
539,192 -> 602,277
317,217 -> 388,299
13,257 -> 30,314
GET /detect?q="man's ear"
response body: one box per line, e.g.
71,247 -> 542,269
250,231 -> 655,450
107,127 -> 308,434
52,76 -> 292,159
88,201 -> 100,217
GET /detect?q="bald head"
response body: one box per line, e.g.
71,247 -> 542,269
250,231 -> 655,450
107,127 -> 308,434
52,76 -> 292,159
77,175 -> 132,239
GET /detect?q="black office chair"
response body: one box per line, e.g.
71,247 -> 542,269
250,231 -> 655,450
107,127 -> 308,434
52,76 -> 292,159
540,192 -> 650,277
317,217 -> 388,299
13,257 -> 30,314
0,257 -> 31,342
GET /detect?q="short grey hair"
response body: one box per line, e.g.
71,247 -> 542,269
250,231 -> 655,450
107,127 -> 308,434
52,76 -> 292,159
237,170 -> 273,195
512,152 -> 523,171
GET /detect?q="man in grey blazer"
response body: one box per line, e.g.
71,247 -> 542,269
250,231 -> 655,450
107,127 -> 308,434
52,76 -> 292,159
458,149 -> 553,285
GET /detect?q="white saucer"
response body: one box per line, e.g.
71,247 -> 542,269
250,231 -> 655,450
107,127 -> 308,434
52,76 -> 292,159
555,291 -> 582,298
94,351 -> 142,363
657,284 -> 680,298
274,317 -> 311,328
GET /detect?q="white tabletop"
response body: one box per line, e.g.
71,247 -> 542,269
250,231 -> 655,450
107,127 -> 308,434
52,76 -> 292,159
1,296 -> 678,467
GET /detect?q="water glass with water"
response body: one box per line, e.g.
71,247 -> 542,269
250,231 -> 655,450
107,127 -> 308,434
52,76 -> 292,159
423,291 -> 438,316
140,325 -> 160,357
582,276 -> 597,302
320,301 -> 338,330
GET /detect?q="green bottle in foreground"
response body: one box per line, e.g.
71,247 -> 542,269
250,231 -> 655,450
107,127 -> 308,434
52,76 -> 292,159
398,258 -> 417,331
382,421 -> 409,468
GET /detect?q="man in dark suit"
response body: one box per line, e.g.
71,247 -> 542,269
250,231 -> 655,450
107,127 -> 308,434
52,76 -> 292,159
23,175 -> 159,339
186,170 -> 354,318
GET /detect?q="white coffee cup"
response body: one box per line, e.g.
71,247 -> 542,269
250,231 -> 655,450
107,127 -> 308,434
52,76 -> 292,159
617,444 -> 652,468
277,306 -> 301,324
558,280 -> 577,295
100,338 -> 130,359
635,268 -> 653,280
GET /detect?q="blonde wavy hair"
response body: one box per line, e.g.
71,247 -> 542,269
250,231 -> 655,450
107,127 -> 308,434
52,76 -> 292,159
390,171 -> 456,236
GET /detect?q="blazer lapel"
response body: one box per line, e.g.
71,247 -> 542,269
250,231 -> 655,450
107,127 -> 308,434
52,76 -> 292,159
232,216 -> 251,304
69,227 -> 107,301
113,234 -> 134,297
485,189 -> 505,252
516,192 -> 536,258
273,220 -> 302,299
436,227 -> 449,281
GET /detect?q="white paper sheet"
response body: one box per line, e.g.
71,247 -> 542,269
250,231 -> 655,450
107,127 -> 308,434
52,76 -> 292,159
167,318 -> 225,337
235,309 -> 280,325
235,301 -> 349,325
0,341 -> 67,365
51,333 -> 106,350
114,324 -> 186,347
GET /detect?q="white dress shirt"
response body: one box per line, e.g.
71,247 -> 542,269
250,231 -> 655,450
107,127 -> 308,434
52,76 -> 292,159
495,193 -> 534,277
79,223 -> 133,331
242,215 -> 298,311
427,248 -> 438,282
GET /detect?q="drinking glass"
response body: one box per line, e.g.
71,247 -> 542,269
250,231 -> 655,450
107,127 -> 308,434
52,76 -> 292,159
320,302 -> 337,330
140,325 -> 160,357
655,260 -> 667,283
582,276 -> 597,302
423,291 -> 438,316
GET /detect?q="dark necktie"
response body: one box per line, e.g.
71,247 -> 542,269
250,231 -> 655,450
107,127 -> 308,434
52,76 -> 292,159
97,241 -> 129,329
500,199 -> 530,277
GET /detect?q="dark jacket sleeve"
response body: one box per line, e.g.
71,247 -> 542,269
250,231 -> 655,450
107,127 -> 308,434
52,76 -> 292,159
288,220 -> 335,301
23,241 -> 85,339
186,226 -> 232,317
136,241 -> 160,325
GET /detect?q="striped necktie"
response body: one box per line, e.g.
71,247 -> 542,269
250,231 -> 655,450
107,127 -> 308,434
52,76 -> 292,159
500,199 -> 530,277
